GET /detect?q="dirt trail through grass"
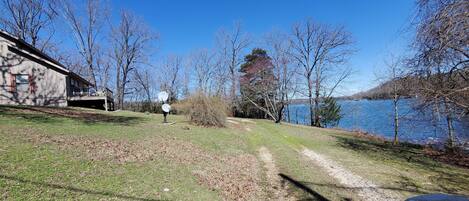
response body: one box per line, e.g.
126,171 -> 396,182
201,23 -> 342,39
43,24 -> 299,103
302,148 -> 401,201
258,146 -> 293,200
227,117 -> 255,132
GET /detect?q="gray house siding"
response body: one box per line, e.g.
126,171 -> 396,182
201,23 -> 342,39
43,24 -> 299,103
0,30 -> 91,107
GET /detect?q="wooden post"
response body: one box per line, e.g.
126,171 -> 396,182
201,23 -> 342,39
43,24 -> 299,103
163,111 -> 168,123
105,97 -> 108,111
104,90 -> 109,112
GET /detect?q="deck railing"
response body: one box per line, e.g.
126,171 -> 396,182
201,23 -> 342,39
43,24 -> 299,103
71,87 -> 113,99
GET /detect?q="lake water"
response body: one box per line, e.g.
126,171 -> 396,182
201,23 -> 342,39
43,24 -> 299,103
286,99 -> 469,144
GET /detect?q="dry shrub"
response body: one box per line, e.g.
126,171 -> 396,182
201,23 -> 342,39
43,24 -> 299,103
178,92 -> 228,127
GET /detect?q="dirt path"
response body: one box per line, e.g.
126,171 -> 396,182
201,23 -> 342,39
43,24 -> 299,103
258,147 -> 293,200
301,148 -> 400,201
227,117 -> 253,132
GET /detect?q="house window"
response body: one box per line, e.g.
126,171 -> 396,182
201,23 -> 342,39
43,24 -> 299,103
15,74 -> 29,92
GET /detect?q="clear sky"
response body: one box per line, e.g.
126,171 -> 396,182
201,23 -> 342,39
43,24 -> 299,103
110,0 -> 417,96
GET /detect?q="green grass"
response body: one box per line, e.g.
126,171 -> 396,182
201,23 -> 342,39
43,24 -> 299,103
0,105 -> 468,200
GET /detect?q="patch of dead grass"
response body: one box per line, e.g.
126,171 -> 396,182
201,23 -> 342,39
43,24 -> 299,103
26,133 -> 262,200
227,118 -> 254,133
193,154 -> 262,201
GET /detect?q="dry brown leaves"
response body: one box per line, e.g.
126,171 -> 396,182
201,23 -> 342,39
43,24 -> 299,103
6,107 -> 91,118
193,154 -> 262,201
28,134 -> 262,200
4,106 -> 139,124
423,146 -> 469,168
30,135 -> 154,163
350,130 -> 387,142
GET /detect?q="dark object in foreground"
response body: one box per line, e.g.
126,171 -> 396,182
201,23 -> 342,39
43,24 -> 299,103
163,111 -> 168,123
406,193 -> 469,201
278,173 -> 330,201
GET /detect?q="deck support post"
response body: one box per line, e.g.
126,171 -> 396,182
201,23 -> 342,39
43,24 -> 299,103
105,97 -> 108,112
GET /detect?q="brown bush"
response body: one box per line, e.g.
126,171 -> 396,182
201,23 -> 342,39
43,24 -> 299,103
177,92 -> 228,127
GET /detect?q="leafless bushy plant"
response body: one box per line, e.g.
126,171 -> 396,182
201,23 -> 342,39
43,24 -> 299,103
179,92 -> 228,127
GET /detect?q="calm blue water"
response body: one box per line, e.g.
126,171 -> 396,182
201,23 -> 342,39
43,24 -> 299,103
286,99 -> 469,144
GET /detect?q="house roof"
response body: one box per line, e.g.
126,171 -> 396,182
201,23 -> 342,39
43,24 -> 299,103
0,29 -> 93,86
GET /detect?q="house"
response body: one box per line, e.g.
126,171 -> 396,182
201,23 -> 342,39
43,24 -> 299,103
0,30 -> 114,111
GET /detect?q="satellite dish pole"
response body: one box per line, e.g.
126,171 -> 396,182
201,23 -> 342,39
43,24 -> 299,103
157,91 -> 170,123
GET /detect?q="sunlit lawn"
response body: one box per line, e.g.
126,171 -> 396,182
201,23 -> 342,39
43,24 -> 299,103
0,105 -> 468,200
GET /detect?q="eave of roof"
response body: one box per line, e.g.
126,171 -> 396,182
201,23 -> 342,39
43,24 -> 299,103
0,29 -> 93,87
69,72 -> 92,86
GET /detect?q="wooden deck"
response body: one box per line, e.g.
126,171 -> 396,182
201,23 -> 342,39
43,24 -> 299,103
67,88 -> 114,111
68,95 -> 112,101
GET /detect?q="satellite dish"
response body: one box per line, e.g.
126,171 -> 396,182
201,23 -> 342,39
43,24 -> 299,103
162,103 -> 171,113
158,91 -> 169,102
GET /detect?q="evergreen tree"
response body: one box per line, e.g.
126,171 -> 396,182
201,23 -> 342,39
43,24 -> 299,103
238,48 -> 276,118
319,97 -> 342,127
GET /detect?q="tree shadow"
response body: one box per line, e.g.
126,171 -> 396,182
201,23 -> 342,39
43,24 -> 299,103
297,179 -> 430,194
334,135 -> 469,194
278,173 -> 331,201
278,172 -> 466,201
0,174 -> 164,201
0,105 -> 145,125
335,135 -> 424,161
1,52 -> 69,107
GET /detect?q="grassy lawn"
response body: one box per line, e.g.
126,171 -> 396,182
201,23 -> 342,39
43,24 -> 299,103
0,106 -> 468,200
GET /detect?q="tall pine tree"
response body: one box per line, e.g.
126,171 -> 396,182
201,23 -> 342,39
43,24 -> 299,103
238,48 -> 276,118
319,97 -> 342,127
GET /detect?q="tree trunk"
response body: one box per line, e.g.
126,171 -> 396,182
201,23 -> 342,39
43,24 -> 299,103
275,105 -> 285,124
445,100 -> 455,149
230,65 -> 236,115
393,96 -> 399,145
314,87 -> 320,127
295,109 -> 299,124
88,56 -> 97,89
308,78 -> 314,126
120,72 -> 128,110
116,65 -> 121,110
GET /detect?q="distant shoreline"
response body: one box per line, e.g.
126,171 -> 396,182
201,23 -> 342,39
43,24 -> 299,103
288,97 -> 414,104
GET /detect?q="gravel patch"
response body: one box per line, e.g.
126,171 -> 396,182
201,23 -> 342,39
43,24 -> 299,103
302,148 -> 401,201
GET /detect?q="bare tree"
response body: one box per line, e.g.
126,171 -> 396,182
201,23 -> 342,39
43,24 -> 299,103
216,22 -> 250,111
290,19 -> 353,127
96,52 -> 112,90
134,68 -> 153,102
212,56 -> 229,97
409,0 -> 468,149
377,55 -> 407,145
181,62 -> 191,98
0,0 -> 57,51
189,48 -> 217,93
159,55 -> 182,103
60,0 -> 107,88
111,11 -> 155,109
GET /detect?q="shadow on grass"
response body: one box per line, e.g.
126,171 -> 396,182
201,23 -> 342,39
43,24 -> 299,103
279,173 -> 331,201
279,172 -> 434,200
297,179 -> 431,194
335,135 -> 469,194
0,174 -> 164,201
0,105 -> 145,126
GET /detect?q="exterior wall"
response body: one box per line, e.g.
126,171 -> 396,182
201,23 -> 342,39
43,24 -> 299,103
0,38 -> 68,107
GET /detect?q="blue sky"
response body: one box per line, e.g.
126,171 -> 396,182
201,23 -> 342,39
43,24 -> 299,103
110,0 -> 416,95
